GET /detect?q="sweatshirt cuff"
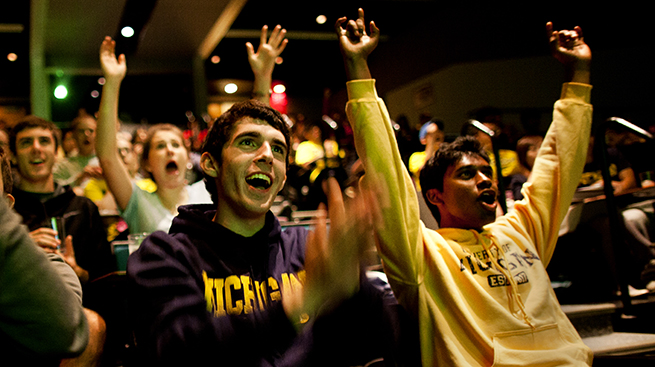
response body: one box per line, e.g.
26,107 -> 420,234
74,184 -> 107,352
346,79 -> 378,101
560,82 -> 592,103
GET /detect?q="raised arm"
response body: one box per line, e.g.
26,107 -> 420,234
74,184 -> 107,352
506,23 -> 593,264
247,25 -> 288,105
337,9 -> 422,311
97,36 -> 133,211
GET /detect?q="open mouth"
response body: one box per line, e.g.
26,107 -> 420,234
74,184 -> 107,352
478,190 -> 497,207
246,173 -> 272,190
165,161 -> 179,174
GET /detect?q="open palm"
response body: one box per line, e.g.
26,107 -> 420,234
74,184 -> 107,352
100,36 -> 127,80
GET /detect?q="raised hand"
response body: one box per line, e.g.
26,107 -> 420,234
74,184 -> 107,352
100,36 -> 127,82
547,22 -> 591,83
246,25 -> 288,78
335,8 -> 379,80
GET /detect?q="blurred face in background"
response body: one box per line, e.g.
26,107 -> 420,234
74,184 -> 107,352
72,116 -> 97,156
117,137 -> 139,178
62,130 -> 78,157
525,139 -> 542,170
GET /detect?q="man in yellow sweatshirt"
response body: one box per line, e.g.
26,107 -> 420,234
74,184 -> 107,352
336,9 -> 593,366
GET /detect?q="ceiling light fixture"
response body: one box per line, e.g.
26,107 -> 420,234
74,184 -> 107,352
273,84 -> 286,94
224,83 -> 238,94
121,26 -> 135,38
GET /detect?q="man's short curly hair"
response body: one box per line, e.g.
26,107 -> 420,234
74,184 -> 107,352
419,135 -> 489,224
8,115 -> 60,155
201,100 -> 290,204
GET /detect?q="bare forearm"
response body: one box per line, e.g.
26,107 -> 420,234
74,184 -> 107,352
251,72 -> 272,105
97,80 -> 121,159
96,77 -> 134,210
344,56 -> 371,81
568,61 -> 590,84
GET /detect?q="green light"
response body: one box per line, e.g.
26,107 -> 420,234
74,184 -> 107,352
54,85 -> 68,99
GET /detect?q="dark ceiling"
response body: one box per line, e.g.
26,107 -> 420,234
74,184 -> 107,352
1,0 -> 651,125
217,0 -> 653,98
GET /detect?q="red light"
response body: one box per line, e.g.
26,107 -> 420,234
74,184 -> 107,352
270,92 -> 287,114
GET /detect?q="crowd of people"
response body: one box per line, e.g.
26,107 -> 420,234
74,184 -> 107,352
2,6 -> 654,367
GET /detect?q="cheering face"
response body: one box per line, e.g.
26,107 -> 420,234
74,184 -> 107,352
429,154 -> 498,230
144,130 -> 189,189
73,116 -> 97,156
215,117 -> 287,219
14,128 -> 57,185
117,138 -> 139,177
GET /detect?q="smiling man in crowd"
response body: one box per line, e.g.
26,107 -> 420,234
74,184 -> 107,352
337,8 -> 594,366
8,116 -> 114,365
8,116 -> 114,287
127,24 -> 408,366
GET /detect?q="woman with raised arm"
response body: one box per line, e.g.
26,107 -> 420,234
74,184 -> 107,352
97,25 -> 287,233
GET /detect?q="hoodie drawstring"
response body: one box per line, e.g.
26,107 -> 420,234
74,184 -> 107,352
475,231 -> 535,329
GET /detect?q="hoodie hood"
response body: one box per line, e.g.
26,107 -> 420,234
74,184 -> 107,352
169,204 -> 304,278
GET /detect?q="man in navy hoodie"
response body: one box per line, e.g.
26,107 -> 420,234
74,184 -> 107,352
127,25 -> 412,367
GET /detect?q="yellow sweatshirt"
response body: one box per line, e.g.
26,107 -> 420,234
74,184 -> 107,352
346,79 -> 593,367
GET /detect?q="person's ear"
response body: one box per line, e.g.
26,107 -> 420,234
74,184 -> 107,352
4,193 -> 15,209
425,188 -> 443,206
200,152 -> 219,178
